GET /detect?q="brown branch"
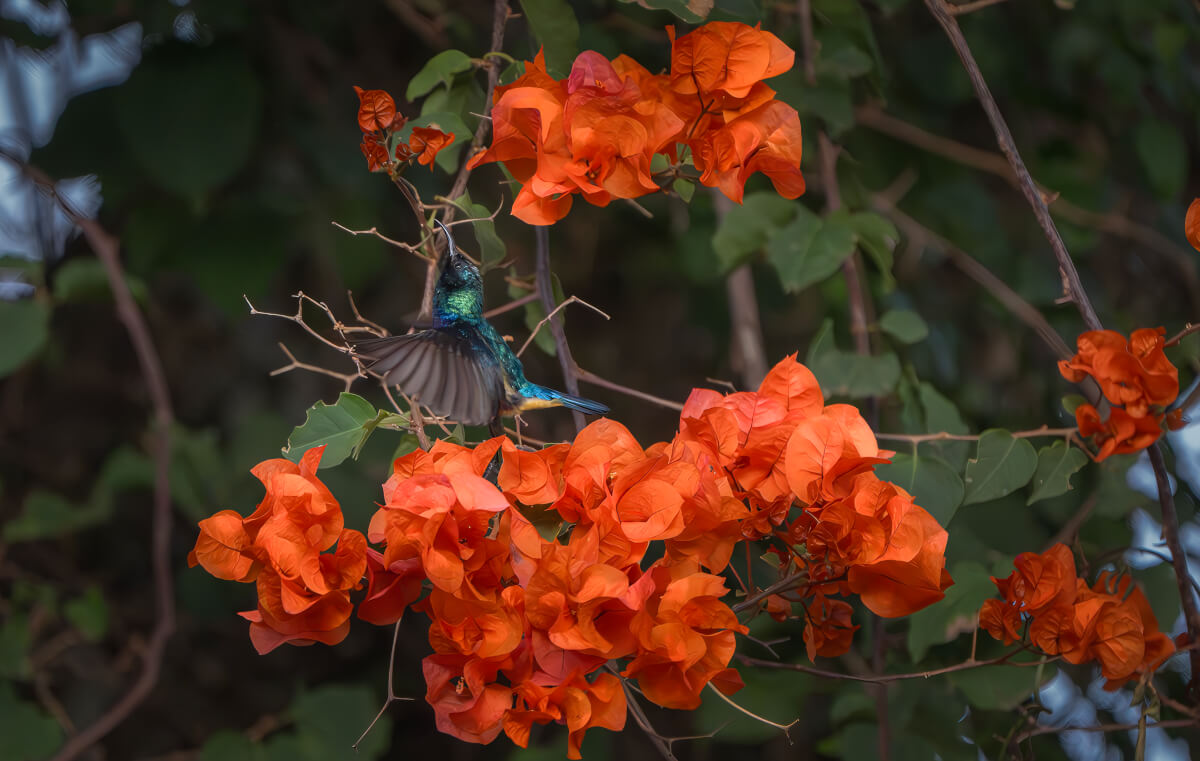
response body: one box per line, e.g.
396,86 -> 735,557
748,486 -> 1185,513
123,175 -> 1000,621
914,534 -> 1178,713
574,366 -> 684,411
1010,716 -> 1199,744
534,226 -> 586,432
855,106 -> 1200,311
20,164 -> 177,761
1148,443 -> 1200,696
875,426 -> 1076,444
1166,323 -> 1200,347
482,291 -> 538,319
736,647 -> 1047,685
733,569 -> 808,613
269,343 -> 362,391
921,0 -> 1102,331
417,0 -> 511,318
353,622 -> 414,749
516,295 -> 610,358
873,195 -> 1075,360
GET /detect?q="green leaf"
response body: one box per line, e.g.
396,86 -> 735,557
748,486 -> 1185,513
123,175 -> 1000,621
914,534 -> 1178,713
962,429 -> 1038,506
390,433 -> 421,462
449,192 -> 506,268
906,562 -> 993,662
517,0 -> 580,76
844,212 -> 898,289
916,382 -> 970,470
616,0 -> 712,23
673,178 -> 695,203
282,393 -> 399,469
1026,441 -> 1089,505
405,50 -> 473,100
809,350 -> 900,398
63,587 -> 108,641
0,683 -> 63,761
52,258 -> 148,305
200,731 -> 262,761
517,504 -> 563,542
711,192 -> 796,272
0,614 -> 31,679
951,663 -> 1055,711
878,309 -> 929,344
875,453 -> 964,527
1061,393 -> 1086,415
3,490 -> 107,542
765,206 -> 856,293
0,298 -> 49,379
1134,119 -> 1187,200
115,49 -> 262,198
290,684 -> 392,760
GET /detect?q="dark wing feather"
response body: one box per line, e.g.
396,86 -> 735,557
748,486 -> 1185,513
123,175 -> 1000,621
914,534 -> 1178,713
353,331 -> 502,426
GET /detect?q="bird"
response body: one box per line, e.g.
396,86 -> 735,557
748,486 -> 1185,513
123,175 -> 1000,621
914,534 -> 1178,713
352,221 -> 609,432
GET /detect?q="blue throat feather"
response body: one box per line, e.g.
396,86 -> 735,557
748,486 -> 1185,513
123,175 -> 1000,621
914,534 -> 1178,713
353,222 -> 609,428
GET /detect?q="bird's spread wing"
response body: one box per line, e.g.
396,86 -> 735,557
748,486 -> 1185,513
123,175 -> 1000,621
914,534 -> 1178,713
353,330 -> 502,426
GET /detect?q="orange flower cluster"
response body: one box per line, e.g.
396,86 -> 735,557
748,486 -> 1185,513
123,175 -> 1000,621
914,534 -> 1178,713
192,356 -> 954,755
465,22 -> 804,225
354,86 -> 455,173
1058,328 -> 1180,460
980,544 -> 1174,689
188,447 -> 367,654
668,355 -> 953,658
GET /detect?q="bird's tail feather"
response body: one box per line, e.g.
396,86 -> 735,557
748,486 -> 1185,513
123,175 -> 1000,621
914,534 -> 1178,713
555,392 -> 609,416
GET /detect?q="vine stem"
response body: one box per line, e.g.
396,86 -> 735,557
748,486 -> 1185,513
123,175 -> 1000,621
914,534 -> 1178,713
1148,443 -> 1200,694
17,161 -> 177,761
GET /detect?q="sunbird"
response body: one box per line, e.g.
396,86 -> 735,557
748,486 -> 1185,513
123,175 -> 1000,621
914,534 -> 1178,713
353,221 -> 609,430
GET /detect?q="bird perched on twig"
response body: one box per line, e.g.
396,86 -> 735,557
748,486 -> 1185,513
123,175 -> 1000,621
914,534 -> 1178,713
353,221 -> 609,433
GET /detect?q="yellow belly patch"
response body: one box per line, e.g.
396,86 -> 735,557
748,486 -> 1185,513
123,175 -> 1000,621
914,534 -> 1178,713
514,397 -> 562,412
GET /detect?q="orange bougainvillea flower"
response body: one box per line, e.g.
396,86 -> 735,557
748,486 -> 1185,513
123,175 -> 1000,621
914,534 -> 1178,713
1186,198 -> 1200,252
189,447 -> 368,653
1059,328 -> 1178,417
803,594 -> 858,659
668,22 -> 794,99
463,22 -> 804,225
1075,403 -> 1164,461
352,86 -> 453,173
354,86 -> 397,132
980,545 -> 1175,688
408,126 -> 456,166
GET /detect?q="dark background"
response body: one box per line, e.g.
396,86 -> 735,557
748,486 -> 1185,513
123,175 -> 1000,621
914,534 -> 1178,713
1,0 -> 1198,759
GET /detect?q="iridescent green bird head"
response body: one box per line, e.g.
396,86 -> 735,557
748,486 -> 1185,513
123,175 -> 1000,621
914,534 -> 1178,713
432,220 -> 483,324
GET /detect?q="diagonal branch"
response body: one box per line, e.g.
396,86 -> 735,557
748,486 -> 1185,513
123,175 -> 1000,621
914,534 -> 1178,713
18,162 -> 177,761
922,0 -> 1102,332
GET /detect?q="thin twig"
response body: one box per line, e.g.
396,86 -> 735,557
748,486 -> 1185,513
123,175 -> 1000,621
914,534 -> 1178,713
482,291 -> 539,319
704,683 -> 797,738
353,622 -> 414,749
331,221 -> 421,254
736,648 -> 1047,684
733,570 -> 808,613
619,676 -> 680,761
921,0 -> 1102,331
1010,717 -> 1198,744
574,366 -> 683,411
516,295 -> 610,358
21,162 -> 177,761
1165,323 -> 1200,347
875,426 -> 1076,444
270,343 -> 363,390
534,226 -> 586,433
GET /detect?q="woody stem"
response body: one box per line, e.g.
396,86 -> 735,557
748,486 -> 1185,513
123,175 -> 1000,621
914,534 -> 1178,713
535,226 -> 586,433
1148,443 -> 1200,695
